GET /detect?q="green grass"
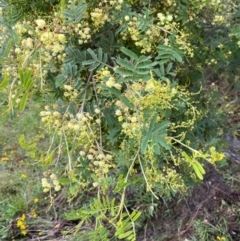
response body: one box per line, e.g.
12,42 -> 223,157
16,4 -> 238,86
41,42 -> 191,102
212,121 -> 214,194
0,101 -> 51,240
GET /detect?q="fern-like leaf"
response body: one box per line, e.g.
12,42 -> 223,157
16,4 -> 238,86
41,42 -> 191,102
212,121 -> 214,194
56,63 -> 82,88
115,47 -> 158,82
82,48 -> 108,71
65,46 -> 87,65
89,196 -> 116,219
156,45 -> 183,63
87,227 -> 109,241
64,1 -> 87,23
115,211 -> 141,241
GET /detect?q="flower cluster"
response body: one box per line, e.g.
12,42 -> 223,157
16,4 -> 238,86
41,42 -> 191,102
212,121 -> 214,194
145,166 -> 185,196
40,105 -> 97,141
63,84 -> 78,101
16,214 -> 27,236
115,99 -> 141,139
142,78 -> 175,109
120,16 -> 155,53
175,30 -> 194,57
31,210 -> 37,219
41,173 -> 61,193
212,15 -> 225,25
1,152 -> 9,162
90,8 -> 109,29
120,12 -> 177,54
157,13 -> 173,24
36,19 -> 67,66
61,21 -> 92,45
90,0 -> 124,30
96,67 -> 121,89
80,147 -> 115,184
4,19 -> 68,95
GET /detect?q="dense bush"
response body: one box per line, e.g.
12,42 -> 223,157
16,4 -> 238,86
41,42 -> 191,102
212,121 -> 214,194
0,0 -> 239,240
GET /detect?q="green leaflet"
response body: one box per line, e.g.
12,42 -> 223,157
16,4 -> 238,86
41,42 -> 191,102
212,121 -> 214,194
182,151 -> 205,180
116,58 -> 134,71
149,114 -> 158,131
18,134 -> 37,158
19,68 -> 33,91
120,47 -> 138,60
166,62 -> 173,73
58,178 -> 72,185
87,48 -> 98,60
19,92 -> 28,111
114,174 -> 128,193
1,38 -> 14,63
107,127 -> 121,145
65,47 -> 87,65
157,45 -> 183,63
157,137 -> 171,150
141,135 -> 149,154
18,134 -> 36,151
0,72 -> 9,90
121,96 -> 134,109
152,121 -> 170,133
192,162 -> 204,180
115,211 -> 141,240
114,67 -> 134,77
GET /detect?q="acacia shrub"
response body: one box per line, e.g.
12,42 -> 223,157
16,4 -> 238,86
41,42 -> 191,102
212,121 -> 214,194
0,0 -> 237,240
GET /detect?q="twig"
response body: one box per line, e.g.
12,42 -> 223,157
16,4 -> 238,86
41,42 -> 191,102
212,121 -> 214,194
92,76 -> 103,147
138,154 -> 159,200
79,71 -> 93,113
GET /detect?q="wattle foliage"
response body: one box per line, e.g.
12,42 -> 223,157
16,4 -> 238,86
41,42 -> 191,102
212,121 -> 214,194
1,0 -> 238,240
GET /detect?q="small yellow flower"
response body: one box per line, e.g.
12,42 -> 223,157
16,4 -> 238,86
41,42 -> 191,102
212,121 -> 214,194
57,34 -> 66,43
217,236 -> 226,241
20,224 -> 26,230
106,79 -> 114,88
34,198 -> 39,203
124,15 -> 130,21
17,213 -> 28,235
94,108 -> 101,114
31,210 -> 37,218
21,174 -> 27,179
1,156 -> 9,161
35,19 -> 46,28
43,188 -> 50,193
115,109 -> 122,116
17,220 -> 23,227
21,229 -> 27,236
21,214 -> 26,221
54,185 -> 61,191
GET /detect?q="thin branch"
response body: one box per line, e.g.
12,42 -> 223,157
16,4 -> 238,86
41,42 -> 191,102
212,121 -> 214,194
22,43 -> 41,67
92,76 -> 103,147
154,25 -> 173,35
63,130 -> 72,172
79,71 -> 93,113
138,154 -> 159,200
112,148 -> 140,221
